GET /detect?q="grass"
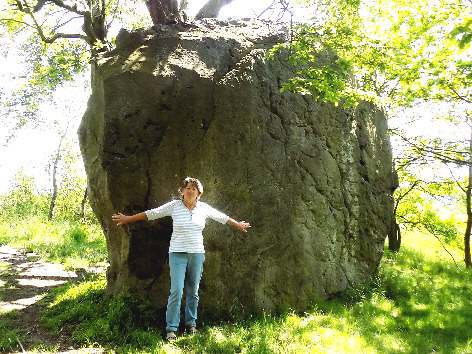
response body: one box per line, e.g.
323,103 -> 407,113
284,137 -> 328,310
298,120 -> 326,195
1,213 -> 471,353
41,277 -> 165,349
0,213 -> 108,352
0,310 -> 20,350
0,215 -> 107,269
0,262 -> 22,350
27,231 -> 472,352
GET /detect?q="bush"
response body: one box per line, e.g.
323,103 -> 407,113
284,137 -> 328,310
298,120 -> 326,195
0,170 -> 106,269
0,216 -> 106,269
0,169 -> 97,223
0,172 -> 49,220
66,224 -> 87,243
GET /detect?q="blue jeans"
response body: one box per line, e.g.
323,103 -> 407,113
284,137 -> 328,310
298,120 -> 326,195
166,252 -> 205,332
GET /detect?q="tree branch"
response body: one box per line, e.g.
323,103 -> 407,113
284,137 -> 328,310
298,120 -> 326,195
394,180 -> 420,214
0,17 -> 36,30
46,32 -> 89,42
52,15 -> 83,33
32,0 -> 47,12
428,231 -> 460,269
257,0 -> 294,20
47,0 -> 87,16
257,0 -> 277,18
445,162 -> 467,193
392,130 -> 471,167
13,0 -> 89,43
450,85 -> 472,104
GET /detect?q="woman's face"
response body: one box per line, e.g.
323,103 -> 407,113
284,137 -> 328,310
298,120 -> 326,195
182,183 -> 201,202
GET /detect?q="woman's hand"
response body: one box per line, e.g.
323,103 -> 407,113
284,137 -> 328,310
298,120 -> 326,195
228,218 -> 251,232
112,212 -> 130,226
112,212 -> 147,226
238,221 -> 251,233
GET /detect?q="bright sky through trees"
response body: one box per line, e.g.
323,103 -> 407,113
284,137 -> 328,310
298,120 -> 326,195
0,74 -> 90,194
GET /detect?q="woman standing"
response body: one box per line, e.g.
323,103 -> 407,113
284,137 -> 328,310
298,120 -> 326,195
112,177 -> 251,341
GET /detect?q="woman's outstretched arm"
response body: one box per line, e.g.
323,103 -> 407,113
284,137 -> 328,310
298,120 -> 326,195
112,212 -> 147,226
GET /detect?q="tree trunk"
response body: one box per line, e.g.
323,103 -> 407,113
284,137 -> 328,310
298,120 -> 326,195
80,188 -> 88,221
388,178 -> 406,253
388,218 -> 401,252
48,148 -> 61,221
195,0 -> 235,19
464,125 -> 472,267
83,0 -> 107,54
48,123 -> 68,221
146,0 -> 179,25
144,0 -> 235,24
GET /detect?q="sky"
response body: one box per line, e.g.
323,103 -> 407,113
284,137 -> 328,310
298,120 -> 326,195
188,0 -> 310,21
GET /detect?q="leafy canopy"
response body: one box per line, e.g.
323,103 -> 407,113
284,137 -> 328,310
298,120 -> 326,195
274,0 -> 468,109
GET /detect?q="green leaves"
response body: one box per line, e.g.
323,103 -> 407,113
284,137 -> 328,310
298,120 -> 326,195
281,63 -> 349,105
0,0 -> 151,138
450,16 -> 472,51
271,0 -> 467,109
27,39 -> 89,90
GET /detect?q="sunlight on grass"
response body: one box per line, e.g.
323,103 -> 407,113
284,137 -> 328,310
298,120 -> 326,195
47,277 -> 107,308
159,344 -> 184,353
0,263 -> 9,289
0,263 -> 9,271
279,313 -> 376,353
0,216 -> 107,269
401,229 -> 464,265
2,216 -> 472,354
34,230 -> 472,353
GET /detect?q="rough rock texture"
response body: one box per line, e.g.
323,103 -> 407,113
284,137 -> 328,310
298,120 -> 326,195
79,19 -> 397,317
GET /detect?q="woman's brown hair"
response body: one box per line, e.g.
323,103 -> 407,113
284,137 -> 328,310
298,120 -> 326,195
179,177 -> 204,199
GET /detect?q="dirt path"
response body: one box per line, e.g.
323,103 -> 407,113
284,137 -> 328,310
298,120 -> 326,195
0,245 -> 103,353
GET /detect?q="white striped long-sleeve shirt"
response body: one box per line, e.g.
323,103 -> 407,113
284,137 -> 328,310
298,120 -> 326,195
145,199 -> 230,253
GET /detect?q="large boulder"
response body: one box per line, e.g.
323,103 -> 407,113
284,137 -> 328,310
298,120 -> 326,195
79,19 -> 397,317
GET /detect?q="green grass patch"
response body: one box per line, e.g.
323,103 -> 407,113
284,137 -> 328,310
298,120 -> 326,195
41,276 -> 164,350
0,311 -> 21,352
37,230 -> 472,353
0,215 -> 107,269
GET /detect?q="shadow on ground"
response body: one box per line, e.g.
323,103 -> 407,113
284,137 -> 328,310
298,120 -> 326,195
0,245 -> 104,352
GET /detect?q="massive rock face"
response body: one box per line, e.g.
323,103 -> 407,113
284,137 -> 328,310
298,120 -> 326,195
79,19 -> 397,317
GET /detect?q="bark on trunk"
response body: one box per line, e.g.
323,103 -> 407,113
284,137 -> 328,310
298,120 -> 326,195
388,179 -> 412,253
83,0 -> 107,54
81,188 -> 88,221
146,0 -> 179,25
388,218 -> 401,252
48,122 -> 69,221
48,143 -> 62,221
464,126 -> 472,267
